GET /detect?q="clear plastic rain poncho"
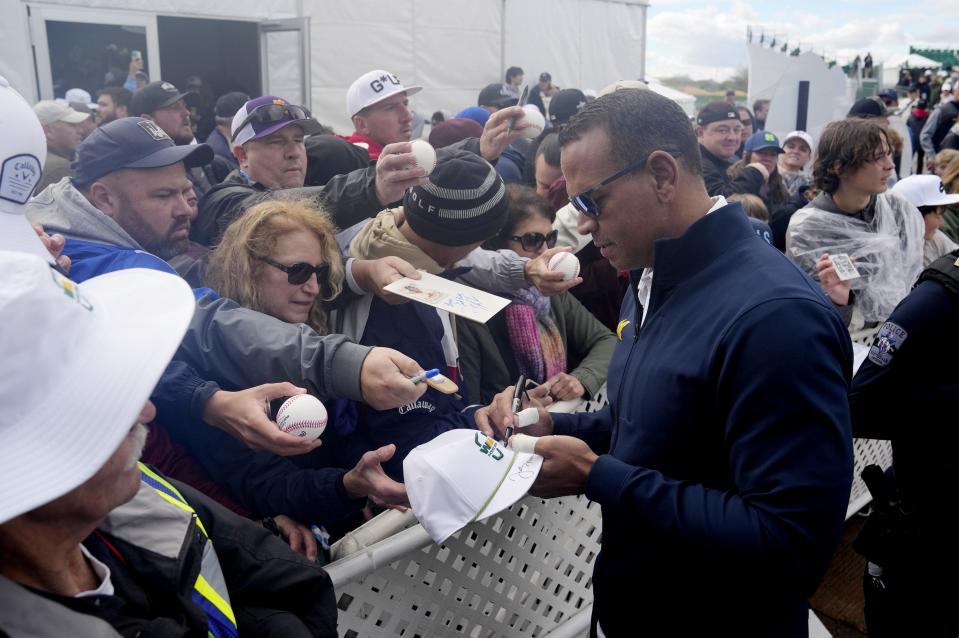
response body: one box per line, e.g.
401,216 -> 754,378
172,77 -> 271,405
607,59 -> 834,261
785,193 -> 924,324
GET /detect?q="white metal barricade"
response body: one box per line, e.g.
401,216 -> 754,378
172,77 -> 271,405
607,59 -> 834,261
846,326 -> 894,519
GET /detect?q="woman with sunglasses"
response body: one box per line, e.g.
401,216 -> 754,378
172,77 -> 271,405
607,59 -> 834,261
206,199 -> 345,333
163,199 -> 410,556
458,184 -> 616,404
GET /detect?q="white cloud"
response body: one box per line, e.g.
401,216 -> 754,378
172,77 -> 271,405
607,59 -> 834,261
644,1 -> 956,80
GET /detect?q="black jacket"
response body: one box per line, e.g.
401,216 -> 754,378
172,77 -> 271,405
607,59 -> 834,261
1,475 -> 338,637
192,166 -> 384,247
849,251 -> 959,520
700,144 -> 764,198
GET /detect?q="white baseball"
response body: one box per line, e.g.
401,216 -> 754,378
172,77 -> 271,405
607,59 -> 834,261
410,139 -> 437,175
275,394 -> 327,440
519,105 -> 545,139
547,252 -> 580,281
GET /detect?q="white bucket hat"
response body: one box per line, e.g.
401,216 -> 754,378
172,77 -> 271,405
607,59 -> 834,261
0,252 -> 195,524
403,429 -> 542,543
0,75 -> 50,261
346,69 -> 422,118
891,175 -> 959,208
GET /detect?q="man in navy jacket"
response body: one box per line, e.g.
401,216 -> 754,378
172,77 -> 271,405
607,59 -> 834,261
478,89 -> 854,636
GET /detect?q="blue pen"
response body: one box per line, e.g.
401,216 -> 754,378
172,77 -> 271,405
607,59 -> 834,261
310,524 -> 330,550
410,368 -> 440,384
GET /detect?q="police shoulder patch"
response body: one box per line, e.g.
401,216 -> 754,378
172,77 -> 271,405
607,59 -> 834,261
868,321 -> 907,367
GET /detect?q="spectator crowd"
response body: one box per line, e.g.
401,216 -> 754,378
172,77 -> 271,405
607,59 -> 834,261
1,54 -> 957,637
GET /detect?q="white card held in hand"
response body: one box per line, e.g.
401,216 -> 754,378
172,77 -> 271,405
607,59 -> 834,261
384,271 -> 510,323
830,253 -> 861,281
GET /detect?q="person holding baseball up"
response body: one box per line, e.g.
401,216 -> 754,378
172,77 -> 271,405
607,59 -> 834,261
459,183 -> 616,404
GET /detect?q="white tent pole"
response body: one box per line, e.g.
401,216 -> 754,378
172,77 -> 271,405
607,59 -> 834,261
500,0 -> 506,81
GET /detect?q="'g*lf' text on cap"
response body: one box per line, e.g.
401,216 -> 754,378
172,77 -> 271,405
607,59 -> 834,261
347,70 -> 422,118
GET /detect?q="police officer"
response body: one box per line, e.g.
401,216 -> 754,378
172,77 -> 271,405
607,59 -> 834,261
849,249 -> 959,637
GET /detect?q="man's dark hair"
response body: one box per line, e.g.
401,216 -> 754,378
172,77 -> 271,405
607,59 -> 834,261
96,86 -> 132,108
558,88 -> 703,178
505,66 -> 524,83
753,98 -> 770,113
812,119 -> 891,194
736,105 -> 754,126
535,132 -> 561,168
484,184 -> 555,251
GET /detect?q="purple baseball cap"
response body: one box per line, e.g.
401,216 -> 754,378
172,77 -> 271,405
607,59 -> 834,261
230,96 -> 324,146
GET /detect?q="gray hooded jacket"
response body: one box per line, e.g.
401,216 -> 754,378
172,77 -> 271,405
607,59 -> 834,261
27,178 -> 370,401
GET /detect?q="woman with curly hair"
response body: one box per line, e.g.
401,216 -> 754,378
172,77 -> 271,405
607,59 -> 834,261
206,199 -> 345,335
160,199 -> 408,556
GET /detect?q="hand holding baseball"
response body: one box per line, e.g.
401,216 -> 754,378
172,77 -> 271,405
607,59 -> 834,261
525,246 -> 583,296
375,142 -> 430,206
202,383 -> 321,456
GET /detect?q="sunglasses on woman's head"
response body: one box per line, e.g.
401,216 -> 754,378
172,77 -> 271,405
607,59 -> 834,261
259,256 -> 331,294
508,229 -> 558,252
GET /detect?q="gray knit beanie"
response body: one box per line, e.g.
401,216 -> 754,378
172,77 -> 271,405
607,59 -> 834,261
403,148 -> 509,246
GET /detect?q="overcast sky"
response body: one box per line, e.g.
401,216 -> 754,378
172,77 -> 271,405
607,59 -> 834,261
645,0 -> 958,81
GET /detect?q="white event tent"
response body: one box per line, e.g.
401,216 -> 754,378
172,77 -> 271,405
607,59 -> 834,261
1,0 -> 650,134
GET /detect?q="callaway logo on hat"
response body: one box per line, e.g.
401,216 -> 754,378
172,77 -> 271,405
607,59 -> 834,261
0,75 -> 51,261
403,429 -> 543,543
347,69 -> 423,118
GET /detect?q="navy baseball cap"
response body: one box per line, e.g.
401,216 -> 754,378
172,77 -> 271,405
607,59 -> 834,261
696,101 -> 740,126
847,97 -> 890,119
215,91 -> 251,119
744,130 -> 784,154
130,81 -> 190,116
878,88 -> 898,101
72,117 -> 213,186
477,83 -> 517,109
230,96 -> 324,146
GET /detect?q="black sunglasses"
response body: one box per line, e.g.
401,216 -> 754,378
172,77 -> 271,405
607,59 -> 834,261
231,103 -> 312,142
568,152 -> 678,219
258,256 -> 331,294
508,229 -> 558,252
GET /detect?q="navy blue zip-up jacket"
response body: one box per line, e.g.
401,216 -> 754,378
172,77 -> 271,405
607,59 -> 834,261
344,296 -> 477,481
552,203 -> 853,636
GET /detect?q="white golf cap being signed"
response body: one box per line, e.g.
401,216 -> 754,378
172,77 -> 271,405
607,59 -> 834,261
404,429 -> 542,543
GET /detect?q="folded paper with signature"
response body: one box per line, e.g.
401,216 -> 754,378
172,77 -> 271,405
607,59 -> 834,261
403,429 -> 543,543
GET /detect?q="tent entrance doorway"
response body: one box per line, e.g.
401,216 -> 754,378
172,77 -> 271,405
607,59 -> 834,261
28,5 -> 310,122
